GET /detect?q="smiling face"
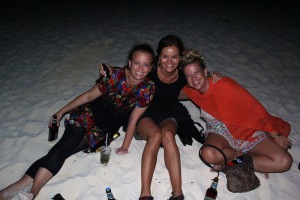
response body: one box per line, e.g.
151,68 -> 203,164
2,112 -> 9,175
183,62 -> 209,93
128,51 -> 153,84
159,46 -> 181,73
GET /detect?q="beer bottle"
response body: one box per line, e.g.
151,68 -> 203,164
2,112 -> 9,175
100,132 -> 121,148
106,187 -> 116,200
108,132 -> 120,145
204,175 -> 219,200
48,115 -> 58,141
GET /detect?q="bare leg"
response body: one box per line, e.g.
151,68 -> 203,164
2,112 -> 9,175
1,124 -> 86,200
161,119 -> 182,197
17,190 -> 33,200
137,118 -> 162,197
30,167 -> 53,198
0,167 -> 53,200
201,133 -> 292,175
248,137 -> 292,173
0,175 -> 33,200
201,133 -> 243,171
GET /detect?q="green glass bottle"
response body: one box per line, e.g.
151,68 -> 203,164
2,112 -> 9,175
204,177 -> 218,200
106,187 -> 116,200
48,115 -> 58,141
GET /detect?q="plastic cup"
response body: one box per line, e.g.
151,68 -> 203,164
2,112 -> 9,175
100,146 -> 112,166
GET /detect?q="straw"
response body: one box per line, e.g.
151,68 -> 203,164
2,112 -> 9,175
105,133 -> 108,148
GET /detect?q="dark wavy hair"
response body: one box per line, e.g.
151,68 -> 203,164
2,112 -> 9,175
157,34 -> 185,56
155,35 -> 185,66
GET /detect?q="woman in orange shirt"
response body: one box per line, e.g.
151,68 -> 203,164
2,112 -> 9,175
181,49 -> 292,176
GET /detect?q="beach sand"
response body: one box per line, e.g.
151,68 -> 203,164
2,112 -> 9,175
0,0 -> 299,199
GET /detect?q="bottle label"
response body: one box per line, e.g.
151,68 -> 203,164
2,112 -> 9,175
211,182 -> 218,189
107,192 -> 115,200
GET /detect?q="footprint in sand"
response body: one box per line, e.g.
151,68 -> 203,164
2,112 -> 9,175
122,170 -> 138,184
2,126 -> 19,136
7,126 -> 17,131
113,147 -> 139,168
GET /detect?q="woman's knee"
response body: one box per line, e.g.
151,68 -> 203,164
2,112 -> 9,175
141,129 -> 162,149
148,131 -> 162,144
200,147 -> 224,164
161,130 -> 176,143
274,153 -> 293,171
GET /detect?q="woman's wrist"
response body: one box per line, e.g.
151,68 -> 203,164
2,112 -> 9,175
118,147 -> 128,152
115,147 -> 129,155
271,133 -> 282,140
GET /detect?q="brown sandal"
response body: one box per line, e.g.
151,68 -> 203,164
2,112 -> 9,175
139,196 -> 154,200
168,194 -> 184,200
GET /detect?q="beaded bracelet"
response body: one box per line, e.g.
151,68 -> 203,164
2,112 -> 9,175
272,133 -> 282,140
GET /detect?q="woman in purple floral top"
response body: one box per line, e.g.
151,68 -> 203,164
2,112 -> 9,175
0,44 -> 156,200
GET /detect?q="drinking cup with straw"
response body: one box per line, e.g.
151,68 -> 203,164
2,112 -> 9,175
100,133 -> 112,165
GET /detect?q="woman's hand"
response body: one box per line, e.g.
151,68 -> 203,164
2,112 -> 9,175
48,111 -> 63,128
115,147 -> 129,155
99,63 -> 111,77
272,134 -> 293,149
211,71 -> 223,83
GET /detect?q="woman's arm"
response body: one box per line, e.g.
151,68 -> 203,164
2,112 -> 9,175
99,63 -> 120,77
51,84 -> 102,126
178,88 -> 189,100
115,106 -> 148,155
99,63 -> 112,77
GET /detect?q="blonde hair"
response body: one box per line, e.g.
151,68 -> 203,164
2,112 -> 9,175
181,49 -> 206,70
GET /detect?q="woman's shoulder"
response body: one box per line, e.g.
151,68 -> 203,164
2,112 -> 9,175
215,77 -> 242,89
111,67 -> 126,80
113,66 -> 125,74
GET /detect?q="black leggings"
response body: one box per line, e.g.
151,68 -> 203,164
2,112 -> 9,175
26,124 -> 88,178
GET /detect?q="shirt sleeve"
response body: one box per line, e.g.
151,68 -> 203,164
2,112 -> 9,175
97,74 -> 111,94
136,80 -> 156,108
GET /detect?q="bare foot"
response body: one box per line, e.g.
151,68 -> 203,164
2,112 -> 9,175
0,182 -> 33,200
17,190 -> 33,200
261,173 -> 269,179
1,189 -> 18,200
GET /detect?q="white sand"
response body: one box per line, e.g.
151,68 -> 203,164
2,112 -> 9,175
1,0 -> 299,199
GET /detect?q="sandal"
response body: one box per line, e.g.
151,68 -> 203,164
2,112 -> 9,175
139,196 -> 154,200
168,194 -> 184,200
